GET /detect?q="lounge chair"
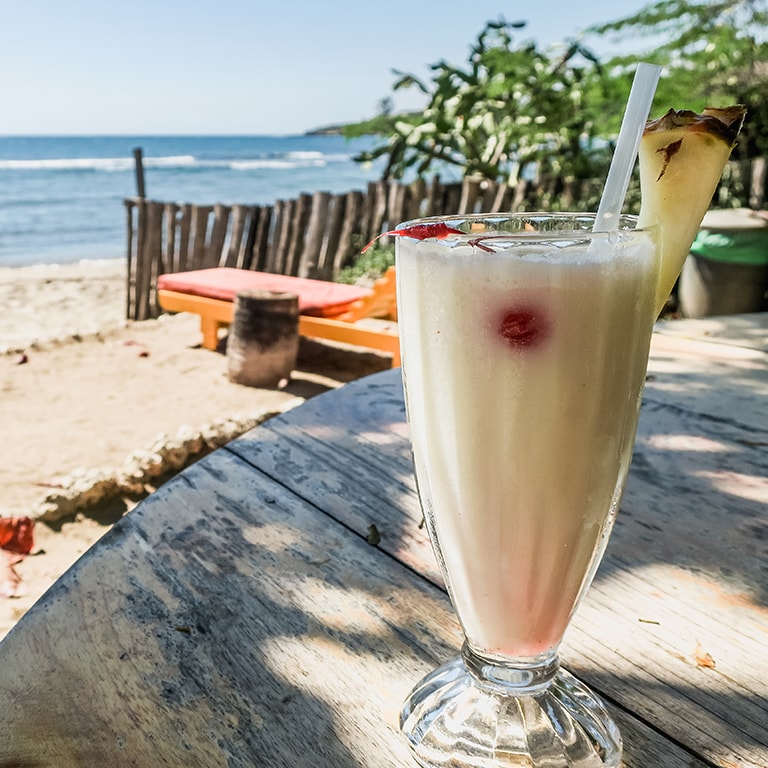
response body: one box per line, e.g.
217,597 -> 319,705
156,267 -> 400,365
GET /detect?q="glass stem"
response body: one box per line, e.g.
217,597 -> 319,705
461,642 -> 560,695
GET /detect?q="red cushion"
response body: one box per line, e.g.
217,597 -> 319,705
157,268 -> 371,318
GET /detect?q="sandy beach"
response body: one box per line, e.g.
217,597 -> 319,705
0,259 -> 390,639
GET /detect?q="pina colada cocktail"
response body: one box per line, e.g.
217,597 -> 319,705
397,214 -> 658,768
391,104 -> 744,768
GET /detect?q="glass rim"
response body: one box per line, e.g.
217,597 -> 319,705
394,212 -> 652,245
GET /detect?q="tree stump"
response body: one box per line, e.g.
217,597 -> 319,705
226,290 -> 299,388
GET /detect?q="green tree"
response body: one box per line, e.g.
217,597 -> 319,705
354,19 -> 608,186
589,0 -> 768,157
354,2 -> 766,209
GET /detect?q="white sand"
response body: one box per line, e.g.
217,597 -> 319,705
0,259 -> 128,352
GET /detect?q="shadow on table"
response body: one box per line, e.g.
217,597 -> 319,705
234,363 -> 768,610
225,364 -> 768,764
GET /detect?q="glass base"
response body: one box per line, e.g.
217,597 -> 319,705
400,652 -> 621,768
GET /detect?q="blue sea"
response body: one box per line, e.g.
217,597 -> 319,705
0,134 -> 391,268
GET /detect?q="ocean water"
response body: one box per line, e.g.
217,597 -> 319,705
0,135 -> 389,268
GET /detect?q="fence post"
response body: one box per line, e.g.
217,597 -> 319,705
132,148 -> 146,198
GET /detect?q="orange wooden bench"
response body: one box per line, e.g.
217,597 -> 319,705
156,267 -> 400,365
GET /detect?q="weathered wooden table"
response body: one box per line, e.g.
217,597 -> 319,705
0,314 -> 765,768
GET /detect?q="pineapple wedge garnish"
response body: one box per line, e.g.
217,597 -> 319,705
637,105 -> 746,315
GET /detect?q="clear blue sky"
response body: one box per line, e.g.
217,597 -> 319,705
0,0 -> 651,136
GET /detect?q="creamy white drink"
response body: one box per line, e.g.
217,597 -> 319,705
397,218 -> 658,658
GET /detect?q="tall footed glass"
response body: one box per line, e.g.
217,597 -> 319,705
396,213 -> 660,768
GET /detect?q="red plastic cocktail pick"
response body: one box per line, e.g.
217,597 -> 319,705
362,222 -> 465,253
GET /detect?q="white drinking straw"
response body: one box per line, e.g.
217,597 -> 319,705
593,62 -> 662,232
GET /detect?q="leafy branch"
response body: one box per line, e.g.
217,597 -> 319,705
355,18 -> 608,185
354,1 -> 768,188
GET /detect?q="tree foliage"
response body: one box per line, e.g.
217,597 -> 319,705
353,19 -> 609,185
355,1 -> 768,186
590,0 -> 768,157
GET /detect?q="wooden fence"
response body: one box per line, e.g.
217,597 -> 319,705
124,158 -> 766,321
126,176 -> 500,320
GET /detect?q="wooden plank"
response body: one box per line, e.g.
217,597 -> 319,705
238,205 -> 258,269
645,327 -> 768,425
285,193 -> 312,276
367,180 -> 389,244
176,203 -> 193,272
361,181 -> 376,243
559,177 -> 575,209
318,193 -> 346,279
189,205 -> 212,270
133,198 -> 150,320
441,182 -> 462,215
206,203 -> 231,267
490,181 -> 511,212
249,205 -> 273,272
386,182 -> 408,233
145,201 -> 166,318
132,148 -> 146,197
251,200 -> 281,272
654,313 -> 768,353
163,202 -> 178,274
298,191 -> 330,278
458,177 -> 482,213
129,198 -> 146,320
132,200 -> 162,320
227,373 -> 431,580
238,206 -> 257,270
224,204 -> 248,268
565,564 -> 768,768
510,178 -> 529,211
478,179 -> 498,211
424,175 -> 442,217
123,199 -> 137,319
268,199 -> 293,274
477,179 -> 496,211
333,190 -> 363,274
254,206 -> 275,272
407,177 -> 427,220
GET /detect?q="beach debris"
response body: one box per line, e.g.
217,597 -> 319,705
0,516 -> 34,555
123,339 -> 150,358
367,523 -> 381,546
693,642 -> 716,669
1,555 -> 24,598
14,352 -> 28,365
0,516 -> 35,599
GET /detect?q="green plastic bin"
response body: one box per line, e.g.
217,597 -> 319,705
678,209 -> 768,318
